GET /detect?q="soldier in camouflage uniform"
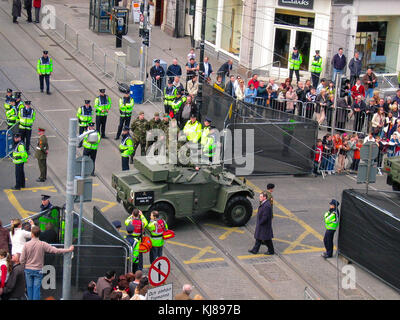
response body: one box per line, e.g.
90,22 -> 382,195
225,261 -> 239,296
146,112 -> 164,153
130,111 -> 149,158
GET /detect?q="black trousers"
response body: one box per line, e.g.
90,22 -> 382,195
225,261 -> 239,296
121,157 -> 129,171
19,129 -> 32,152
311,72 -> 320,89
323,229 -> 336,257
15,163 -> 25,189
353,112 -> 365,132
39,75 -> 50,93
26,4 -> 32,21
132,253 -> 143,272
96,115 -> 107,137
150,246 -> 163,264
83,148 -> 97,175
289,69 -> 300,83
251,239 -> 274,254
350,75 -> 359,88
116,116 -> 131,139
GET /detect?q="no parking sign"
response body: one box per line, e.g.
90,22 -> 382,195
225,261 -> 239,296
148,256 -> 170,287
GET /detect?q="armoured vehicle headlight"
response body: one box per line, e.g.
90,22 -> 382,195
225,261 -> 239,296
130,190 -> 135,200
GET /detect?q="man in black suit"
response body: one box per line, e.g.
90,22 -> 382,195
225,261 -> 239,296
217,59 -> 233,85
248,191 -> 274,255
199,56 -> 213,82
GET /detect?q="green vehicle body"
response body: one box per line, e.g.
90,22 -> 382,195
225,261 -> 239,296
112,157 -> 255,227
384,156 -> 400,191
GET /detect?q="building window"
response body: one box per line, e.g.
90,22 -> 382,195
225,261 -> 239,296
205,0 -> 218,45
220,0 -> 243,56
275,12 -> 315,29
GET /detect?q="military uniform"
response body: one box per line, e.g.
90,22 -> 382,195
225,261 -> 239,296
130,111 -> 149,157
35,128 -> 48,182
18,101 -> 35,154
146,112 -> 164,153
94,89 -> 112,138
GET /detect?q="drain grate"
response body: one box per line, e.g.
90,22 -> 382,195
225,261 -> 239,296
188,261 -> 228,270
253,263 -> 291,282
243,257 -> 274,264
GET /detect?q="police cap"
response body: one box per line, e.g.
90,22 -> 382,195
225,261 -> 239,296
14,133 -> 22,138
43,50 -> 49,54
329,199 -> 340,207
88,122 -> 95,127
14,92 -> 21,98
9,98 -> 16,103
112,220 -> 122,229
99,89 -> 106,93
293,47 -> 298,50
41,194 -> 51,201
84,99 -> 90,104
7,88 -> 12,93
190,113 -> 197,118
315,50 -> 320,54
25,100 -> 31,105
205,117 -> 212,123
154,59 -> 160,63
126,224 -> 135,234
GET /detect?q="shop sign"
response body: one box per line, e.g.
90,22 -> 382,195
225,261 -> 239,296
278,0 -> 314,10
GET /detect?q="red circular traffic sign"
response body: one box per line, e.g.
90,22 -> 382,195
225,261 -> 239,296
148,256 -> 170,287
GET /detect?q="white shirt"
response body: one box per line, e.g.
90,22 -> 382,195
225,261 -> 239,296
10,228 -> 31,255
203,63 -> 209,77
363,136 -> 375,143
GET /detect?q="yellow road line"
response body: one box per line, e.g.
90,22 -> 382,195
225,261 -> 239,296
184,258 -> 225,264
92,198 -> 117,213
237,253 -> 273,260
3,186 -> 58,219
167,240 -> 217,254
204,223 -> 245,240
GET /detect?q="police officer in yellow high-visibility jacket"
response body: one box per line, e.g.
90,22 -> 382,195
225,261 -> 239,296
18,101 -> 36,155
124,208 -> 148,272
82,122 -> 101,176
4,88 -> 13,112
115,90 -> 134,140
322,199 -> 339,259
37,50 -> 53,94
310,50 -> 323,89
183,113 -> 202,143
288,47 -> 302,84
146,210 -> 169,264
12,133 -> 28,190
200,117 -> 217,162
119,126 -> 134,171
94,89 -> 112,139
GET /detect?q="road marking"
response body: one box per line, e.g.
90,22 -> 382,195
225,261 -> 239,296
52,79 -> 76,82
92,198 -> 117,213
237,253 -> 274,260
205,223 -> 245,240
245,179 -> 325,254
184,245 -> 225,264
42,109 -> 72,112
4,186 -> 57,219
167,240 -> 217,253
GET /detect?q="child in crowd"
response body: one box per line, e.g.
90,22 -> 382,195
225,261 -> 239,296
350,139 -> 363,172
313,139 -> 323,176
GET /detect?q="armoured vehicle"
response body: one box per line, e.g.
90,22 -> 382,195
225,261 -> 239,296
384,155 -> 400,191
111,157 -> 255,227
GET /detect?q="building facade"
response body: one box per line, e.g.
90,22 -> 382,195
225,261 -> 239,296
163,0 -> 400,79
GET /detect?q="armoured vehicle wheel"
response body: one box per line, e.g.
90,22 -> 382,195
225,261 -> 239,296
222,195 -> 252,227
123,201 -> 134,214
149,202 -> 176,227
393,182 -> 400,191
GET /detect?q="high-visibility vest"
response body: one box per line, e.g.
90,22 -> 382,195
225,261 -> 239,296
202,132 -> 217,157
37,57 -> 53,75
310,56 -> 323,73
4,95 -> 13,111
124,215 -> 148,236
147,219 -> 168,247
119,97 -> 134,117
39,207 -> 59,232
164,86 -> 177,106
12,142 -> 28,164
183,120 -> 202,143
170,97 -> 186,114
6,106 -> 19,126
324,211 -> 338,230
120,135 -> 134,157
76,106 -> 93,126
18,107 -> 35,130
289,53 -> 302,70
16,101 -> 24,113
201,126 -> 210,146
94,95 -> 112,116
82,131 -> 101,150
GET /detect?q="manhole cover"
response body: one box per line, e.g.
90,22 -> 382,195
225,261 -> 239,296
253,263 -> 291,282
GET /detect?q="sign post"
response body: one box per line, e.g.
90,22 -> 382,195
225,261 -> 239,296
148,256 -> 171,287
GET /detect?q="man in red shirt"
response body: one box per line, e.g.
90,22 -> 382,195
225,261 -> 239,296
314,139 -> 324,175
248,74 -> 259,90
351,79 -> 365,100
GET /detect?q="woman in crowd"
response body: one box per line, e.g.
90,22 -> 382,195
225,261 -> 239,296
285,85 -> 298,114
10,219 -> 35,255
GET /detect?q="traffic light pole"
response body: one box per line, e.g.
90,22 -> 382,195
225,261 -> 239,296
196,0 -> 207,112
139,0 -> 148,82
62,118 -> 78,300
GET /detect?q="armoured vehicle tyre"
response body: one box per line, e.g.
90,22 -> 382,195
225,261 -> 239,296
386,175 -> 392,185
148,202 -> 176,227
123,201 -> 134,214
222,195 -> 252,227
393,182 -> 400,191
